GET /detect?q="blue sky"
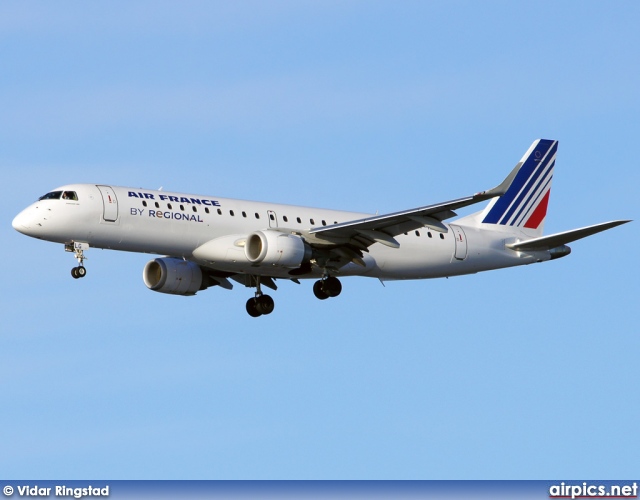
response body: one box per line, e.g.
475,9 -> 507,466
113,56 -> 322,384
1,1 -> 638,479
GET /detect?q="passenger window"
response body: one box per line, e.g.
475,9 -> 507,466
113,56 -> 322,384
322,220 -> 326,226
180,205 -> 185,211
230,210 -> 235,216
205,207 -> 210,214
270,214 -> 275,221
192,206 -> 197,212
296,217 -> 301,223
283,216 -> 288,222
242,211 -> 247,218
255,213 -> 260,219
428,232 -> 432,238
168,203 -> 173,209
310,219 -> 315,225
440,233 -> 445,239
415,231 -> 420,237
142,201 -> 147,207
217,209 -> 222,215
155,202 -> 159,208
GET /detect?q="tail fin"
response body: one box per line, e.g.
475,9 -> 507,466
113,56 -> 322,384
478,139 -> 557,236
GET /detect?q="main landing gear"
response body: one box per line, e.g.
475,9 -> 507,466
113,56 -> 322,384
65,242 -> 89,280
313,276 -> 342,300
244,275 -> 342,317
246,277 -> 275,317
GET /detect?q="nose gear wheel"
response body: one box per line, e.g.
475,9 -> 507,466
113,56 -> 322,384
71,266 -> 87,279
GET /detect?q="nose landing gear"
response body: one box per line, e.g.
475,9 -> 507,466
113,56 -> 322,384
65,242 -> 89,280
71,266 -> 86,279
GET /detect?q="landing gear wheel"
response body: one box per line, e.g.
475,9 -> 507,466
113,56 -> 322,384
71,267 -> 80,279
246,298 -> 262,317
256,294 -> 275,315
324,276 -> 342,297
313,280 -> 329,300
76,266 -> 87,278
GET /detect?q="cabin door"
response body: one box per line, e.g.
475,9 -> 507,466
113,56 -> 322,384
450,225 -> 468,260
97,185 -> 119,222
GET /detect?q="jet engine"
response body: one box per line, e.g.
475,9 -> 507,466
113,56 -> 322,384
143,257 -> 206,296
245,230 -> 312,268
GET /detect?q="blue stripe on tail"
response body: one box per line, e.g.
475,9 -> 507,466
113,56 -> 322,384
482,139 -> 557,225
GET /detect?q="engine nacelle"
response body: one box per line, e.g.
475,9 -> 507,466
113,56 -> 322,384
245,230 -> 311,268
143,257 -> 204,296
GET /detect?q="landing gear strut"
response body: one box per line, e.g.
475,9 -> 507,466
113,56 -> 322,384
246,276 -> 275,317
66,242 -> 88,279
313,276 -> 342,300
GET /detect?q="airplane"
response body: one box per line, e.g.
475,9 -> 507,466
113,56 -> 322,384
12,139 -> 630,317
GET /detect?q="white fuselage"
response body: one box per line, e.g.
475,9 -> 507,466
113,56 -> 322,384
12,183 -> 548,282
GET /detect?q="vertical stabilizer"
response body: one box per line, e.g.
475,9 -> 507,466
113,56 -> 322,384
478,139 -> 557,237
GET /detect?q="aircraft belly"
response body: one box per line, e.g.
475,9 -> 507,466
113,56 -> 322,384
369,233 -> 457,279
365,227 -> 532,280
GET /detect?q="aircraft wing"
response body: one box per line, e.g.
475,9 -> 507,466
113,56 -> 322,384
309,160 -> 523,249
506,220 -> 631,251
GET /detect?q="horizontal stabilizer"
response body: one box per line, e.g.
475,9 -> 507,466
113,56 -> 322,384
507,220 -> 631,251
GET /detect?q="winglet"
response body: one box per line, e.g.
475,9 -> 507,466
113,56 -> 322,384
475,161 -> 523,199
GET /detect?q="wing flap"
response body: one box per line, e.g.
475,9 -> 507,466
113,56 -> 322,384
356,229 -> 400,248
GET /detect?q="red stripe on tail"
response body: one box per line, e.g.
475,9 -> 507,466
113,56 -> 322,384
524,190 -> 550,229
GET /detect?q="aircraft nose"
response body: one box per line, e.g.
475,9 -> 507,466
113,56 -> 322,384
12,209 -> 32,234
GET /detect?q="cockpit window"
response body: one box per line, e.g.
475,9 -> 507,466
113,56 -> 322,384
62,191 -> 78,201
38,191 -> 62,200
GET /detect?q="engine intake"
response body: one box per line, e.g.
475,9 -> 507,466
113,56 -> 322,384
143,257 -> 205,296
245,231 -> 311,268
